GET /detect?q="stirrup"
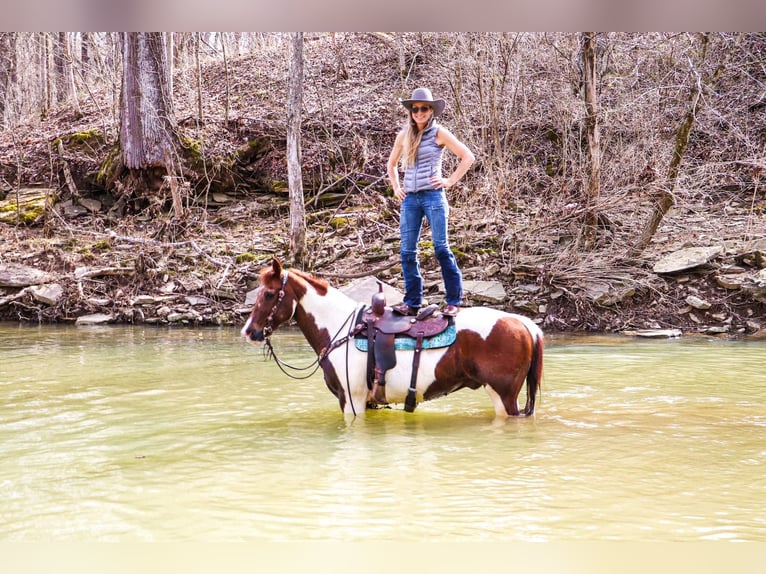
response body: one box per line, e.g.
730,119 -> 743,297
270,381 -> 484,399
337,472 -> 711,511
415,304 -> 438,320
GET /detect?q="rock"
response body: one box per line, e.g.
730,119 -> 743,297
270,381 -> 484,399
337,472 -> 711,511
244,288 -> 260,306
741,269 -> 766,302
29,283 -> 64,305
513,283 -> 541,294
512,300 -> 539,314
653,245 -> 722,274
623,328 -> 683,338
0,187 -> 55,223
184,295 -> 212,306
340,276 -> 403,306
74,266 -> 135,280
688,312 -> 702,324
132,295 -> 158,305
464,280 -> 507,304
211,192 -> 234,204
60,201 -> 89,217
715,274 -> 745,289
685,295 -> 711,310
0,263 -> 56,287
583,282 -> 635,306
76,313 -> 113,325
78,198 -> 102,212
705,325 -> 730,334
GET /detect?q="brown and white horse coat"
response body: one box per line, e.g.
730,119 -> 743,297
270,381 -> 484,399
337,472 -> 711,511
242,259 -> 544,418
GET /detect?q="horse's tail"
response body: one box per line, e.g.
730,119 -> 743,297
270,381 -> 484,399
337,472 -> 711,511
523,330 -> 544,416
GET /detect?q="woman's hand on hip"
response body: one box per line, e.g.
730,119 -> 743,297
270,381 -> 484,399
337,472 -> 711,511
430,176 -> 451,189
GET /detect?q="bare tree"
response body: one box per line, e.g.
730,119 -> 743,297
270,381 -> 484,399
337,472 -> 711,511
580,32 -> 601,250
629,33 -> 711,257
80,32 -> 91,83
221,33 -> 230,124
287,32 -> 306,265
0,33 -> 17,128
39,32 -> 52,118
195,32 -> 203,123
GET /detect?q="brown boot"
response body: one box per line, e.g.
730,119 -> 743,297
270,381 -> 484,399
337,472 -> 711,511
393,304 -> 418,316
370,381 -> 388,405
443,304 -> 460,316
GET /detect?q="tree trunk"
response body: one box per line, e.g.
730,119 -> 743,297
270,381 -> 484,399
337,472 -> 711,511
581,32 -> 601,250
0,33 -> 16,128
222,34 -> 230,124
120,32 -> 178,172
629,34 -> 710,258
195,32 -> 203,123
53,32 -> 68,105
63,33 -> 81,116
166,33 -> 174,95
40,33 -> 52,118
287,32 -> 306,265
80,32 -> 91,83
118,32 -> 179,204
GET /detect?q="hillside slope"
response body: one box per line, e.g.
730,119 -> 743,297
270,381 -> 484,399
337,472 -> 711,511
1,33 -> 765,336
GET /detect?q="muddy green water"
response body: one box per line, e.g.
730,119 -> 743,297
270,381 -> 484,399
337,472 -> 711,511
1,324 -> 764,541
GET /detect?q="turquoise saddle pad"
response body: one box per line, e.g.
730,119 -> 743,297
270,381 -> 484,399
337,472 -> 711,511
354,324 -> 457,352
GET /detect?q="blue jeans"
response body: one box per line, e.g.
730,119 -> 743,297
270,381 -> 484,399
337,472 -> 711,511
399,189 -> 463,307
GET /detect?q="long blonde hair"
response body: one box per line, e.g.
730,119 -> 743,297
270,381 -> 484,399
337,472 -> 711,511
400,115 -> 435,168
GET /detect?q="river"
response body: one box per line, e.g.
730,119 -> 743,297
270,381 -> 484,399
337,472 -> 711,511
1,324 -> 764,541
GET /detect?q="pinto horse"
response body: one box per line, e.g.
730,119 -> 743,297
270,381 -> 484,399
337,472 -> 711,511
241,258 -> 544,418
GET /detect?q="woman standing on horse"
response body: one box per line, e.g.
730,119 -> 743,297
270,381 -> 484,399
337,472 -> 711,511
386,87 -> 475,317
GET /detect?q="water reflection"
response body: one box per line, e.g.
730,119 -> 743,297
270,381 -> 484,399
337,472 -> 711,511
0,324 -> 765,541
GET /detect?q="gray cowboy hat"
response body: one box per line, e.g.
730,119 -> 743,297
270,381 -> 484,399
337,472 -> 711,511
399,87 -> 446,116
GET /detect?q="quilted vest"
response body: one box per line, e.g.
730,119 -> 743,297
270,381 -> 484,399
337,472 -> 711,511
403,123 -> 445,193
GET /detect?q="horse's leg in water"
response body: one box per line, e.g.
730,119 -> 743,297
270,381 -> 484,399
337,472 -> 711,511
484,385 -> 519,417
341,388 -> 369,417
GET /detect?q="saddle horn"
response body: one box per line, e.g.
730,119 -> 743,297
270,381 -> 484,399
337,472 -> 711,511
371,280 -> 386,316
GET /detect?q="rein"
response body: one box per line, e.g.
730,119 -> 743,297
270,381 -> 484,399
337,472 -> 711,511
261,270 -> 363,382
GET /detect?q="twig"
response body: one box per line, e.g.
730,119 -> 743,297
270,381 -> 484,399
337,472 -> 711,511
320,258 -> 398,279
190,240 -> 229,267
0,286 -> 31,308
57,139 -> 79,202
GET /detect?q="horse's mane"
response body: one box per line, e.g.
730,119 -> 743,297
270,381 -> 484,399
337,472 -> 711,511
288,267 -> 329,295
261,265 -> 329,296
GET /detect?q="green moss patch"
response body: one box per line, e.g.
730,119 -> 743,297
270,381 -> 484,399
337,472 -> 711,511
0,188 -> 56,225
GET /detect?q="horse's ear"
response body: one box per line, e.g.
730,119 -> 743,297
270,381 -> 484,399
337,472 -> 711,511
271,258 -> 283,277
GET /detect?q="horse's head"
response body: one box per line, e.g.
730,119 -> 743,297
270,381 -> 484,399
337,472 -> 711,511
241,258 -> 296,343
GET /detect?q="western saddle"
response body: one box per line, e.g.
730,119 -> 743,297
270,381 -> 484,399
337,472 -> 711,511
357,282 -> 453,412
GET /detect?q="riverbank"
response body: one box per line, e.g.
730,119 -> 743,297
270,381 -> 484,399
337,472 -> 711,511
2,203 -> 765,338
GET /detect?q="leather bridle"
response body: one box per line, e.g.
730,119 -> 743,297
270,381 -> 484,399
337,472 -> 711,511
261,270 -> 290,340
